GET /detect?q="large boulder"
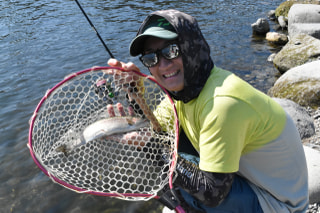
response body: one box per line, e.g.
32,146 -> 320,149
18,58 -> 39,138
275,0 -> 320,18
273,34 -> 320,74
273,98 -> 315,139
303,146 -> 320,203
288,4 -> 320,39
274,1 -> 320,29
268,60 -> 320,109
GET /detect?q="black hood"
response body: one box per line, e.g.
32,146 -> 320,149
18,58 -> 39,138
134,10 -> 214,103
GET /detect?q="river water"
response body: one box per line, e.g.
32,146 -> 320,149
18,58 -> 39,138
1,0 -> 284,212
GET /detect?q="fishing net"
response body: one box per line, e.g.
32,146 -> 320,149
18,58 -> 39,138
28,67 -> 179,201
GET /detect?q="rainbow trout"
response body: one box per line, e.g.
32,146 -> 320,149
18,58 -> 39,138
55,116 -> 149,155
82,116 -> 149,143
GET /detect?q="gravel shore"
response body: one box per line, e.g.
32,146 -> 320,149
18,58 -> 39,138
303,107 -> 320,213
304,107 -> 320,150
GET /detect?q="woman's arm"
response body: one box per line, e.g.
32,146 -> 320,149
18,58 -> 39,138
174,155 -> 234,207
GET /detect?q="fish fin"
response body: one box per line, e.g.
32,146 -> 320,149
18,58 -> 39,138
126,118 -> 134,126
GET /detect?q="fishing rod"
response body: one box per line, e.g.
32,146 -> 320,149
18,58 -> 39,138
74,0 -> 115,59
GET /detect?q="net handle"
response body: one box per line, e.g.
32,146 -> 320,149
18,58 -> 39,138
28,66 -> 180,197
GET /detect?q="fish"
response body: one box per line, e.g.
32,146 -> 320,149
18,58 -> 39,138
82,116 -> 149,143
54,116 -> 149,156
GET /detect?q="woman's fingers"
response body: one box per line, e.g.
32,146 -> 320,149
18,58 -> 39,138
107,59 -> 141,73
107,103 -> 134,117
107,104 -> 116,117
117,103 -> 126,116
107,58 -> 123,68
124,62 -> 140,73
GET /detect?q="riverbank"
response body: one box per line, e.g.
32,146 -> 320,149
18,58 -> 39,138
304,108 -> 320,150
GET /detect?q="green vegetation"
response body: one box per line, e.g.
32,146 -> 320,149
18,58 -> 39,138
275,0 -> 320,18
269,80 -> 320,109
275,1 -> 294,18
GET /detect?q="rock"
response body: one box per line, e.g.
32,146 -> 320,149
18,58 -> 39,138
273,34 -> 320,74
288,4 -> 320,39
275,0 -> 320,19
251,18 -> 270,35
266,32 -> 288,45
278,16 -> 287,28
295,0 -> 320,4
275,0 -> 295,18
267,53 -> 277,62
273,98 -> 315,139
268,60 -> 320,108
267,10 -> 276,21
303,146 -> 320,203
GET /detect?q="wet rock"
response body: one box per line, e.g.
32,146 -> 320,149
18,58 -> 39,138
267,10 -> 276,21
266,32 -> 288,45
251,18 -> 270,35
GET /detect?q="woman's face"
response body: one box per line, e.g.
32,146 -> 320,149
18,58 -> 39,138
143,37 -> 184,92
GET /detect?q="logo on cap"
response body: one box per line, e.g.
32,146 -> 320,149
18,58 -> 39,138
155,18 -> 170,27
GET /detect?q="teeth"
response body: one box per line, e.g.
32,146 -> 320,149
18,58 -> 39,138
164,70 -> 179,78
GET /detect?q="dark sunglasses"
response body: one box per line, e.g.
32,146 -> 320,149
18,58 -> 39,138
139,44 -> 180,68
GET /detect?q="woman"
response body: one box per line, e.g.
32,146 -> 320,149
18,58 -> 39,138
108,9 -> 309,213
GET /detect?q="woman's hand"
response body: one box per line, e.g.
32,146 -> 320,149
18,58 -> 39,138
105,103 -> 152,148
106,58 -> 143,94
106,59 -> 162,132
108,58 -> 141,73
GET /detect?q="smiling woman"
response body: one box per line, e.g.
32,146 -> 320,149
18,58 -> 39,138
144,38 -> 185,92
129,13 -> 213,103
109,9 -> 309,213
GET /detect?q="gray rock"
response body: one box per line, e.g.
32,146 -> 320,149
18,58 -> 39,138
273,98 -> 315,139
267,53 -> 277,62
268,10 -> 276,21
278,16 -> 287,28
268,60 -> 320,108
288,4 -> 320,39
273,34 -> 320,73
251,18 -> 270,35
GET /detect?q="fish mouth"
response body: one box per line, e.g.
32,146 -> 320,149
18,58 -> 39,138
163,70 -> 180,78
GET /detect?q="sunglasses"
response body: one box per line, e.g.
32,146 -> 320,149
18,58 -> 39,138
139,44 -> 180,68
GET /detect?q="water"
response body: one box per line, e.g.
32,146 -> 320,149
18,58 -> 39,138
0,0 -> 284,212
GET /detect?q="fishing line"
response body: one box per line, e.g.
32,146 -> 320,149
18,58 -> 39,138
74,0 -> 115,58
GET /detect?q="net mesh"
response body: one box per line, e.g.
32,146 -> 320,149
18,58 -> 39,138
29,67 -> 178,201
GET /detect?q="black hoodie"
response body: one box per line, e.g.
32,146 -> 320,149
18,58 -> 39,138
133,9 -> 214,103
131,10 -> 235,210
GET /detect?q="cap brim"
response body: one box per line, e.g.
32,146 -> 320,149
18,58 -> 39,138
130,27 -> 178,56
